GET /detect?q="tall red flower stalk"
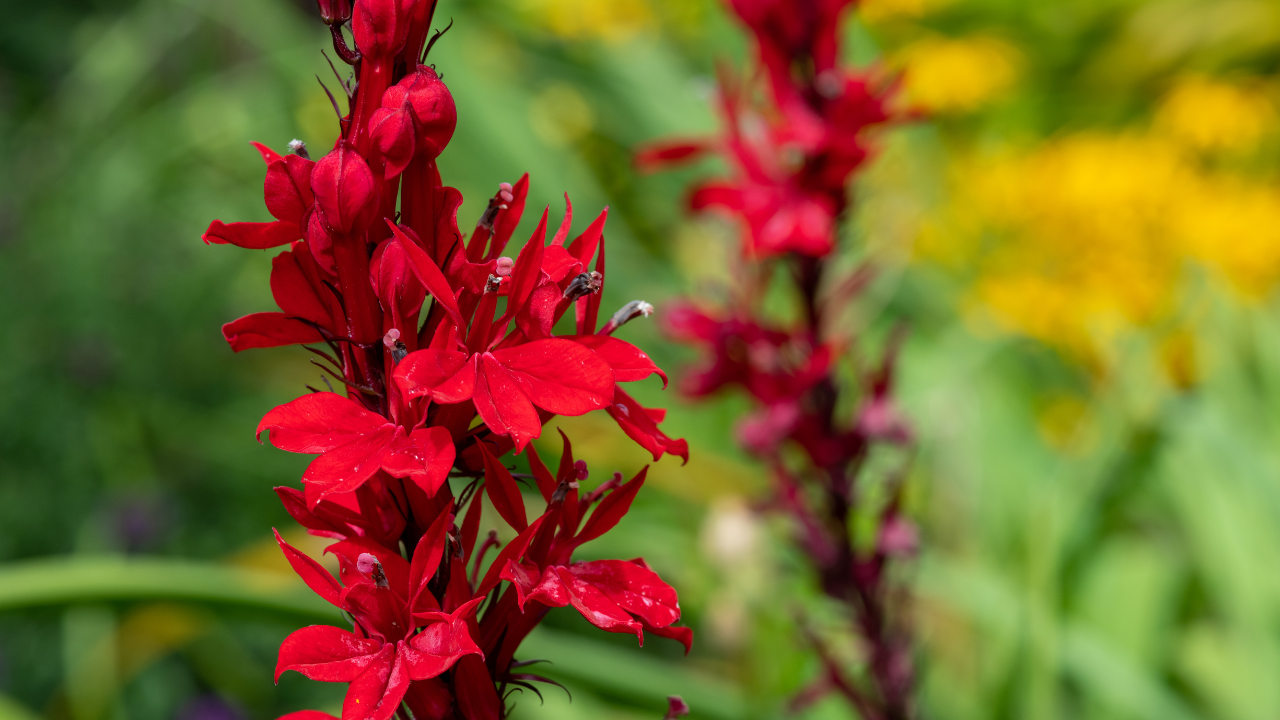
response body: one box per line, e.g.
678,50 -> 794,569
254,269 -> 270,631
203,2 -> 691,718
640,1 -> 912,718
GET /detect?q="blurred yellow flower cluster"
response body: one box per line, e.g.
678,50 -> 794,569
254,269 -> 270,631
917,76 -> 1280,369
895,35 -> 1021,113
512,0 -> 653,41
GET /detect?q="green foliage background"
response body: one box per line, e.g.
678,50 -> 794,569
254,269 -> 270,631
4,0 -> 1280,719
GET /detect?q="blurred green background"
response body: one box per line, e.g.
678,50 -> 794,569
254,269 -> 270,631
5,0 -> 1280,718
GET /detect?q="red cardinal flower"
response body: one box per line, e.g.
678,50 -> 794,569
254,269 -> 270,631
502,558 -> 684,646
394,338 -> 615,452
257,392 -> 454,506
274,520 -> 482,720
203,143 -> 314,249
205,2 -> 690,715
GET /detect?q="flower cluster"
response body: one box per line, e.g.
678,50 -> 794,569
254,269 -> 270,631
203,1 -> 689,718
642,0 -> 913,717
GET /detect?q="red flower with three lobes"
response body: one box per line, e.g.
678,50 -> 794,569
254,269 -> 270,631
274,513 -> 482,720
257,392 -> 455,507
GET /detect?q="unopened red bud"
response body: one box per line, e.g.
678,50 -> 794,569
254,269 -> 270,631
311,142 -> 377,233
495,256 -> 514,277
352,0 -> 411,58
316,0 -> 351,25
386,65 -> 456,159
664,696 -> 691,720
370,101 -> 416,178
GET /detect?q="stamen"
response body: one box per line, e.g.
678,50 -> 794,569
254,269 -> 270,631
563,271 -> 603,301
288,139 -> 309,159
495,256 -> 514,277
599,299 -> 654,335
356,552 -> 389,588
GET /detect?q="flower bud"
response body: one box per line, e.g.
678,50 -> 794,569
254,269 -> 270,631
494,256 -> 514,277
315,0 -> 351,25
352,0 -> 411,59
311,142 -> 377,234
369,100 -> 416,178
382,65 -> 457,159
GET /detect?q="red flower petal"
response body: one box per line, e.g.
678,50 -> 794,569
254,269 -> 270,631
574,466 -> 646,546
606,386 -> 690,463
340,644 -> 406,720
569,335 -> 667,388
567,559 -> 681,628
472,353 -> 542,451
491,339 -> 615,416
202,219 -> 301,249
302,426 -> 399,503
380,426 -> 455,496
272,244 -> 334,327
274,528 -> 343,607
390,221 -> 465,333
403,598 -> 484,680
453,655 -> 501,720
275,624 -> 381,682
257,392 -> 388,454
222,313 -> 324,352
394,348 -> 470,401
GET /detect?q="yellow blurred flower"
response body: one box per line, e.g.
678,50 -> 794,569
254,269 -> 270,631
860,0 -> 951,23
515,0 -> 653,41
529,82 -> 595,146
897,35 -> 1020,113
917,119 -> 1280,368
1155,75 -> 1277,153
